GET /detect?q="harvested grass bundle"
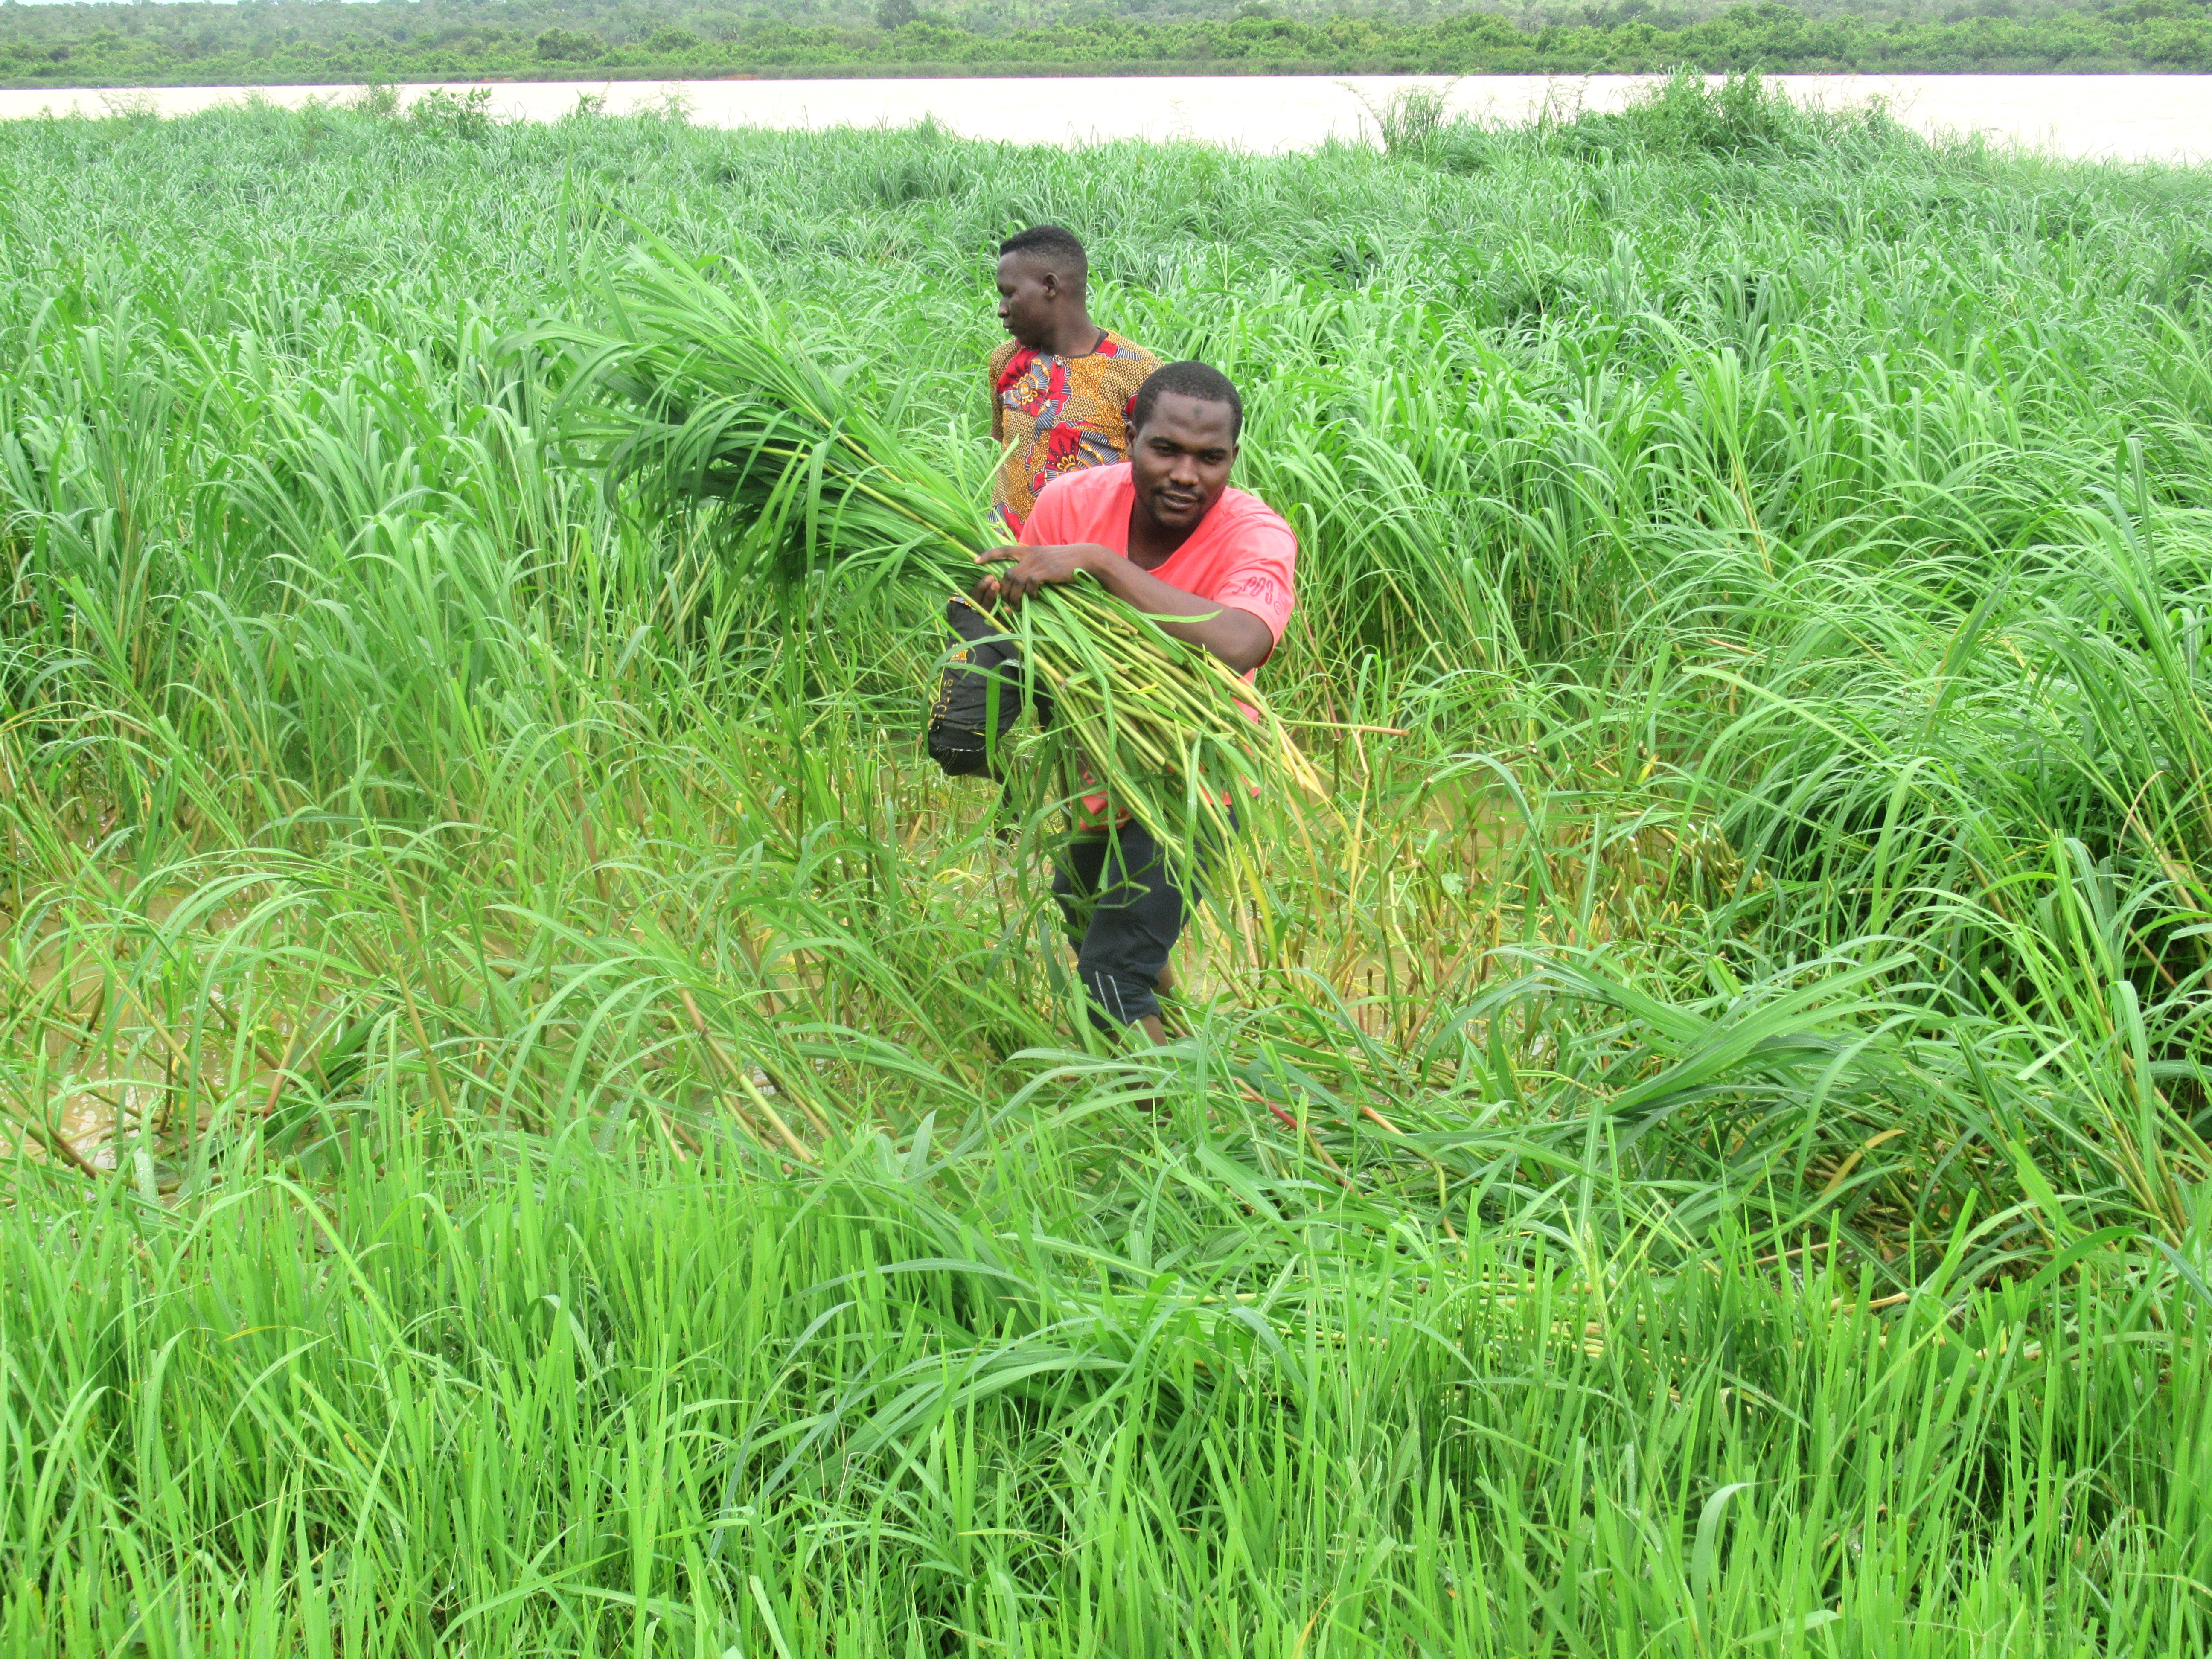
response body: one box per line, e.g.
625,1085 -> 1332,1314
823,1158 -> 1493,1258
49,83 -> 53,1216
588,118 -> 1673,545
543,252 -> 1321,862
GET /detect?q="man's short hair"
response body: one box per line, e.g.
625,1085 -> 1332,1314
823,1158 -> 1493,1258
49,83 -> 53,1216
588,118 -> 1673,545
998,224 -> 1088,291
1132,361 -> 1243,443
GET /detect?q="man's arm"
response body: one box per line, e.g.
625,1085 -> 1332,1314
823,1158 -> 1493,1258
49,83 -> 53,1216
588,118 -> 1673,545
987,343 -> 1011,445
974,544 -> 1275,675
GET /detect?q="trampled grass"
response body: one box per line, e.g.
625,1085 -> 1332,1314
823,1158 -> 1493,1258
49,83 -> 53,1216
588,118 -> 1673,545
2,78 -> 2209,1654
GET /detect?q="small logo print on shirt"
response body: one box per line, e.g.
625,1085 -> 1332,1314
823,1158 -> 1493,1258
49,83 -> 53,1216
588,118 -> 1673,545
1219,575 -> 1285,604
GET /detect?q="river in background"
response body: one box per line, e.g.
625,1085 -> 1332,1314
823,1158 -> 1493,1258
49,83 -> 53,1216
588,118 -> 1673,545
0,74 -> 2206,162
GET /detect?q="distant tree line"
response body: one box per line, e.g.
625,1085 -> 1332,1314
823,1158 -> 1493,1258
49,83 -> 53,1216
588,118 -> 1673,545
1,0 -> 2206,84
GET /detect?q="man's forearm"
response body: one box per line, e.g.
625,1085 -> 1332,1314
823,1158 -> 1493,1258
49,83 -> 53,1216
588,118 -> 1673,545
1077,547 -> 1272,672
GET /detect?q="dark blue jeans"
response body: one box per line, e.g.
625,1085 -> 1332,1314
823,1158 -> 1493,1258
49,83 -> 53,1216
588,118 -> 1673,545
1052,819 -> 1220,1030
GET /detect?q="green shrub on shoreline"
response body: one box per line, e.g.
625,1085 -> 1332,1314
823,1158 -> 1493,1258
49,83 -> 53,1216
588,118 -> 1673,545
3,0 -> 2210,85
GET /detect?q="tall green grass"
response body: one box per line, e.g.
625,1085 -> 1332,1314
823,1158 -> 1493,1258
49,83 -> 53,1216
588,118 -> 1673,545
2,80 -> 2209,1653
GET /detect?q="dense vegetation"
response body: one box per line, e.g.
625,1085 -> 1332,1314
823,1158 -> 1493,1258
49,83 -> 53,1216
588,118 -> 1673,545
4,74 -> 2212,1654
4,0 -> 2211,83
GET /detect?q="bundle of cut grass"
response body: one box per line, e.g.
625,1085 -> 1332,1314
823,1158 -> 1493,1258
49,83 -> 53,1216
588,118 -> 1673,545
544,253 -> 1322,862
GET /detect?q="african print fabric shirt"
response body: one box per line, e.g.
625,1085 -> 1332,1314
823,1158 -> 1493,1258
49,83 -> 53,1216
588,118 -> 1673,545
987,331 -> 1161,538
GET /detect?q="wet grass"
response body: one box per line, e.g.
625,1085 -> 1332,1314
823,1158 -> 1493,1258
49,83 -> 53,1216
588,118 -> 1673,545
2,79 -> 2210,1655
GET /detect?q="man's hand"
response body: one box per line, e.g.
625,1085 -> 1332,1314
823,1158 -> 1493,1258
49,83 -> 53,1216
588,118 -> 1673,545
973,543 -> 1100,607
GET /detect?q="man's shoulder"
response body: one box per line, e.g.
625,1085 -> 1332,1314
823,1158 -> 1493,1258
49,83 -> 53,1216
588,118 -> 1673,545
987,338 -> 1025,378
1097,332 -> 1162,368
1025,461 -> 1127,541
1217,485 -> 1296,547
1042,461 -> 1132,505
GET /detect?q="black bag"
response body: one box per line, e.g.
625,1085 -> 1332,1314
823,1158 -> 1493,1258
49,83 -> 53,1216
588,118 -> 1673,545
926,597 -> 1052,778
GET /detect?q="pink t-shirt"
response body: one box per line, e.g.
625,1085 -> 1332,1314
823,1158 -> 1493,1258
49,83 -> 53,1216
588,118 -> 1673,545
1021,463 -> 1297,819
1021,463 -> 1297,653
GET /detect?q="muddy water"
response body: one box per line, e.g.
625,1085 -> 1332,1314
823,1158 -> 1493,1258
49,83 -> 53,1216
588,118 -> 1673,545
0,74 -> 2206,162
10,894 -> 253,1173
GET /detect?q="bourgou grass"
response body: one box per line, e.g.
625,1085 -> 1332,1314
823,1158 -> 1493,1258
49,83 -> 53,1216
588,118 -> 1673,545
1,73 -> 2210,1656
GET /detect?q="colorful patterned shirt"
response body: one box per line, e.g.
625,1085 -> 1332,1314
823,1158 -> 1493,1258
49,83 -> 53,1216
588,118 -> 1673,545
987,331 -> 1162,538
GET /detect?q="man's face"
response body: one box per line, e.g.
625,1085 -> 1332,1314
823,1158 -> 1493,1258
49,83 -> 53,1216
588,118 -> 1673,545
995,253 -> 1060,349
1129,393 -> 1238,534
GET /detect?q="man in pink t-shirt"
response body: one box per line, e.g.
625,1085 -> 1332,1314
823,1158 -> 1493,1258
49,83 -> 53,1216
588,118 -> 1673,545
973,360 -> 1297,1044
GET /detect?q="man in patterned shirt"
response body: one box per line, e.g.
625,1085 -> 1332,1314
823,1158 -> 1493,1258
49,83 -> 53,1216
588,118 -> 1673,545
928,225 -> 1160,779
986,224 -> 1161,537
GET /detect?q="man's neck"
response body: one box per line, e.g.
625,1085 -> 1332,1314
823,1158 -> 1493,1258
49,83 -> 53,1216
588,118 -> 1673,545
1037,312 -> 1103,360
1125,499 -> 1200,571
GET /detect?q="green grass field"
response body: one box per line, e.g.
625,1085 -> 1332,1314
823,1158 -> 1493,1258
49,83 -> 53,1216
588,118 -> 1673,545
3,77 -> 2210,1656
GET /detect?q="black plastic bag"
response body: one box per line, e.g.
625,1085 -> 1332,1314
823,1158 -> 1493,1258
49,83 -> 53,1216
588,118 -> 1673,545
926,597 -> 1053,778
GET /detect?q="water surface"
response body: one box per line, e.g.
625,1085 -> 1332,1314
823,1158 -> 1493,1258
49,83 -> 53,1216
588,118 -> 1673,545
1,73 -> 2205,162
